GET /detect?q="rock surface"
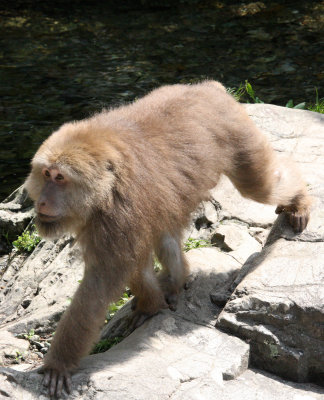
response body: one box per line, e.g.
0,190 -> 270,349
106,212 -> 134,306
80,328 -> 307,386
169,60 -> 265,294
217,104 -> 324,385
0,186 -> 34,254
0,238 -> 83,334
0,104 -> 323,398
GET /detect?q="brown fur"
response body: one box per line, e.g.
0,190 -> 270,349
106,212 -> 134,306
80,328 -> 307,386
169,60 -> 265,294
24,81 -> 311,396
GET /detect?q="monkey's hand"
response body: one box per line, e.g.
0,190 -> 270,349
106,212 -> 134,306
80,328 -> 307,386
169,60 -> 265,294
275,205 -> 310,233
38,366 -> 72,398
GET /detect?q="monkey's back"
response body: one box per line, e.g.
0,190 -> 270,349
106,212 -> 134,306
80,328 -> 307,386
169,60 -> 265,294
96,81 -> 240,234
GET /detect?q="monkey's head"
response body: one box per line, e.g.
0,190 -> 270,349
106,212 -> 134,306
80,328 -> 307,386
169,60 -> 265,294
25,122 -> 123,239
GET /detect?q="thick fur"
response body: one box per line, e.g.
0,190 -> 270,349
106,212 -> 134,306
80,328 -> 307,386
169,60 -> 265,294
24,81 -> 311,396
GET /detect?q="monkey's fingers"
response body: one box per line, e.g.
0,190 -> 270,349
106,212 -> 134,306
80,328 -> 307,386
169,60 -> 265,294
131,297 -> 138,311
128,311 -> 154,332
43,369 -> 51,387
36,365 -> 45,374
288,211 -> 309,233
275,205 -> 285,214
184,281 -> 190,290
165,293 -> 178,312
56,374 -> 64,397
49,370 -> 58,397
65,374 -> 72,394
56,372 -> 72,397
43,368 -> 72,398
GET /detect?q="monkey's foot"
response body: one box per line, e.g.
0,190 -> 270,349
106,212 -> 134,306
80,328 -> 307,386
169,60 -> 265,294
39,366 -> 72,398
164,292 -> 179,311
275,205 -> 310,233
132,293 -> 178,314
129,296 -> 169,331
157,274 -> 181,312
128,310 -> 156,331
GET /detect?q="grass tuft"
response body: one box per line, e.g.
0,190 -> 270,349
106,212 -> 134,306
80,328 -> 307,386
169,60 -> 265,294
13,226 -> 41,253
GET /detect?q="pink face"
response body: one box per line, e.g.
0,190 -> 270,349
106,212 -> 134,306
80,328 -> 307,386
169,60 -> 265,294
36,167 -> 68,222
42,167 -> 66,184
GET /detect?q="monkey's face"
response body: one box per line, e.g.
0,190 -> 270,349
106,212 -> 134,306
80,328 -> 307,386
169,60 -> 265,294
25,158 -> 116,240
24,122 -> 123,239
25,164 -> 88,239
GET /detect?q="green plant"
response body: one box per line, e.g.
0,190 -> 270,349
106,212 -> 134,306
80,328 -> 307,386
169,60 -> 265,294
91,337 -> 123,354
264,340 -> 279,358
245,80 -> 264,103
226,84 -> 245,101
154,258 -> 163,272
307,88 -> 324,114
106,291 -> 130,321
229,81 -> 323,114
24,328 -> 35,340
13,226 -> 41,253
285,99 -> 306,109
184,237 -> 210,252
14,350 -> 26,363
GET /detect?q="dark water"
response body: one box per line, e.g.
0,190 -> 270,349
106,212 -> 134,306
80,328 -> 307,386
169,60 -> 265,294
0,0 -> 323,200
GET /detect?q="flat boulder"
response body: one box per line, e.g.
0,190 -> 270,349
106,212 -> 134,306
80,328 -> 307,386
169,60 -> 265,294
217,104 -> 324,385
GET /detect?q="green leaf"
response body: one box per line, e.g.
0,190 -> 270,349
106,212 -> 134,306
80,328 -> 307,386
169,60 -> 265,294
91,337 -> 123,354
13,227 -> 41,253
293,102 -> 306,109
254,96 -> 264,104
184,238 -> 210,252
245,81 -> 254,97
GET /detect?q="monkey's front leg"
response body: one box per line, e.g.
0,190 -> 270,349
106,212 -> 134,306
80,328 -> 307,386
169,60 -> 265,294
42,270 -> 112,397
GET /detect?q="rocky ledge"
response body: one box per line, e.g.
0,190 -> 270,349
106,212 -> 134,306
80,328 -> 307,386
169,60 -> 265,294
0,104 -> 323,399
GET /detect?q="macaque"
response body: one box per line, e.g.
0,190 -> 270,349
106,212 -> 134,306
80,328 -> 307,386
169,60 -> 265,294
24,81 -> 311,397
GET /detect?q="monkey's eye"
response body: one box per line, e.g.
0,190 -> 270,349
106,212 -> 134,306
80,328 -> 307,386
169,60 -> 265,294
55,174 -> 64,181
44,169 -> 51,178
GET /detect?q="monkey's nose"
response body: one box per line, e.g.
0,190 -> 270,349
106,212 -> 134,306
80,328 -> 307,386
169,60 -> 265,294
37,201 -> 56,217
37,201 -> 46,212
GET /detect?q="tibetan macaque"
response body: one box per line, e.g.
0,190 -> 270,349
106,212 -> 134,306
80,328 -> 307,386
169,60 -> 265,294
25,81 -> 311,397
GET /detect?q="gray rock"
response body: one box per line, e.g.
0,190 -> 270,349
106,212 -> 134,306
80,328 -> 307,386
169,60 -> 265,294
102,247 -> 242,339
210,176 -> 277,227
0,237 -> 83,335
0,186 -> 34,250
0,186 -> 33,211
183,200 -> 220,241
87,314 -> 249,400
0,247 -> 250,399
1,359 -> 323,399
217,224 -> 324,384
217,105 -> 324,385
0,331 -> 30,363
169,369 -> 324,400
211,223 -> 262,264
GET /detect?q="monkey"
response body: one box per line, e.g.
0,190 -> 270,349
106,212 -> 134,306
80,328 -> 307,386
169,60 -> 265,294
24,81 -> 311,397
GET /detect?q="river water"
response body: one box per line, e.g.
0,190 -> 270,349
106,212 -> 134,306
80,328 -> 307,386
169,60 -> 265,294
0,0 -> 323,200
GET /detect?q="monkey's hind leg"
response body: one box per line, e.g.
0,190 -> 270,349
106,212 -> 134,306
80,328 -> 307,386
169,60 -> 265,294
155,233 -> 189,312
225,121 -> 312,232
129,253 -> 168,330
272,158 -> 312,232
